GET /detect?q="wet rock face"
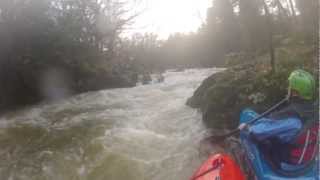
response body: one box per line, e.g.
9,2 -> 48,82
187,62 -> 295,129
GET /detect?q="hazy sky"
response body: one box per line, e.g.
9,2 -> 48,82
125,0 -> 212,39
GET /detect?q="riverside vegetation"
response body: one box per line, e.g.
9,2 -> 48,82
0,0 -> 318,122
185,0 -> 318,130
0,0 -> 145,112
187,40 -> 318,129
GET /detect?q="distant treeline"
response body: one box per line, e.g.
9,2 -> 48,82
128,0 -> 318,70
0,0 -> 318,112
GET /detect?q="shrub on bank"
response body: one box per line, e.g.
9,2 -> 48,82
187,44 -> 318,129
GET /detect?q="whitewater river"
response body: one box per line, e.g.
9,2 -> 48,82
0,68 -> 220,180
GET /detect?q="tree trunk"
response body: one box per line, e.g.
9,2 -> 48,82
288,0 -> 297,19
275,0 -> 289,18
288,0 -> 296,16
262,0 -> 275,73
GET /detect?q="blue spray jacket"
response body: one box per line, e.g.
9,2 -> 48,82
240,109 -> 302,143
240,98 -> 318,143
240,99 -> 318,166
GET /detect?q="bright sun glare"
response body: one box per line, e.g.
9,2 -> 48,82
127,0 -> 212,39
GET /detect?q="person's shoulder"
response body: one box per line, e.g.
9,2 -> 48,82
289,98 -> 315,107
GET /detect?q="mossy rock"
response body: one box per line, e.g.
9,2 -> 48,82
187,45 -> 318,129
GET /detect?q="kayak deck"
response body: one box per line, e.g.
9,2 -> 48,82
191,153 -> 245,180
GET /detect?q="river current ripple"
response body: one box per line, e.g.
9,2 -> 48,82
0,68 -> 221,180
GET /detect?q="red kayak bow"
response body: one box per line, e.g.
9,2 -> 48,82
191,153 -> 245,180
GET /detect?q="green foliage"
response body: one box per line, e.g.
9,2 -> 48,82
0,0 -> 138,111
225,52 -> 251,66
117,0 -> 318,73
295,0 -> 318,43
187,44 -> 317,129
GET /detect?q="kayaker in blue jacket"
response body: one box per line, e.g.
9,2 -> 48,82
240,69 -> 318,168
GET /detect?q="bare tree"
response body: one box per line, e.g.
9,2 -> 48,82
288,0 -> 296,21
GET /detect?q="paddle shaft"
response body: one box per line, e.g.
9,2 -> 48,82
190,166 -> 217,180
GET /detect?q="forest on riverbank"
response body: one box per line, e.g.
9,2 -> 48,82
0,0 -> 142,112
187,0 -> 318,129
0,0 -> 318,113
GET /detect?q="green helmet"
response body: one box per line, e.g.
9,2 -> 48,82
288,69 -> 315,100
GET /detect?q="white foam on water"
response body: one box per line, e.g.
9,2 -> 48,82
0,68 -> 224,180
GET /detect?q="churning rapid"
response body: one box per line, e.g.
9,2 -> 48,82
0,68 -> 220,180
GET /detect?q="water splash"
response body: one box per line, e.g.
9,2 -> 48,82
0,68 -> 223,180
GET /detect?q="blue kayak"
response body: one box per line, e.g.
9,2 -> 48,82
239,109 -> 319,180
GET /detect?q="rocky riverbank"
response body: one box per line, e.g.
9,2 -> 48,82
187,44 -> 318,129
0,62 -> 139,114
